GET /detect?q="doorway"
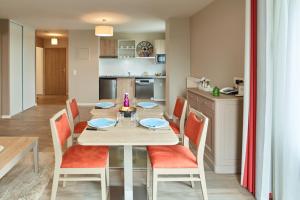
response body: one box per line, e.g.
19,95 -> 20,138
35,31 -> 68,104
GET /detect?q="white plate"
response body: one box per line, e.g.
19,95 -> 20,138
137,102 -> 158,109
95,102 -> 115,109
0,145 -> 4,153
139,118 -> 169,129
88,118 -> 117,129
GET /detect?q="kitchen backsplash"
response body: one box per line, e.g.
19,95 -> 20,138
99,58 -> 165,76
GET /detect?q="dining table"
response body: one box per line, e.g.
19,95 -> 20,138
77,101 -> 179,200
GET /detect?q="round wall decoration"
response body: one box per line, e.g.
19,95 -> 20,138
136,41 -> 154,57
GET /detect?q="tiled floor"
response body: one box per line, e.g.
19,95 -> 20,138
0,105 -> 254,200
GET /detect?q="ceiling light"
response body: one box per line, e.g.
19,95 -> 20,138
51,38 -> 58,45
95,25 -> 114,37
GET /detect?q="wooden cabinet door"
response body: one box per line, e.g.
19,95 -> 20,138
100,39 -> 117,58
44,48 -> 66,95
117,78 -> 135,101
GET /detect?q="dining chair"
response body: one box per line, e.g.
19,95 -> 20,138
66,98 -> 88,137
50,109 -> 109,200
147,108 -> 209,200
166,97 -> 187,141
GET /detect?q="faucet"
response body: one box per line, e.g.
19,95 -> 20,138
128,72 -> 131,76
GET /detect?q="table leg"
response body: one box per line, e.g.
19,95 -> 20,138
124,145 -> 133,200
33,140 -> 39,173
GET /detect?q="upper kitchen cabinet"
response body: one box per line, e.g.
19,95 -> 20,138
154,39 -> 165,54
100,38 -> 118,58
118,40 -> 135,58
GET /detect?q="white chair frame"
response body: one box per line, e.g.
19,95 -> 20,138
147,108 -> 209,200
165,97 -> 188,142
66,99 -> 81,138
50,109 -> 109,200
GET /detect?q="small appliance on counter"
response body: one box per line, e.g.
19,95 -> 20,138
234,77 -> 244,96
155,54 -> 166,64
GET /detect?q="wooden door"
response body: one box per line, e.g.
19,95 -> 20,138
44,48 -> 66,95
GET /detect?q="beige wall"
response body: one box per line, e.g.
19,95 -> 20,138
165,18 -> 190,115
190,0 -> 245,88
68,30 -> 99,104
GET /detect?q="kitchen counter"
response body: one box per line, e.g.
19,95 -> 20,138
99,75 -> 166,79
187,88 -> 243,101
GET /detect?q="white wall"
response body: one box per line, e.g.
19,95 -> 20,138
22,26 -> 36,109
35,47 -> 44,95
68,30 -> 99,104
99,58 -> 165,76
9,22 -> 23,115
165,18 -> 190,115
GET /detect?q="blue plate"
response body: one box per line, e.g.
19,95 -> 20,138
95,102 -> 115,109
137,102 -> 158,109
139,118 -> 169,129
88,118 -> 116,129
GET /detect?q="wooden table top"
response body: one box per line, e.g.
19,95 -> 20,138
0,137 -> 38,169
78,102 -> 178,146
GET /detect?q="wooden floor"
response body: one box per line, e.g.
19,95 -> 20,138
36,95 -> 68,105
0,105 -> 254,200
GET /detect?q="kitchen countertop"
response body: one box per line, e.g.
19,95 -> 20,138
99,75 -> 166,79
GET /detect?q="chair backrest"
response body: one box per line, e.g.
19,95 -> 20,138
184,108 -> 209,165
50,109 -> 72,166
173,97 -> 187,135
66,98 -> 80,132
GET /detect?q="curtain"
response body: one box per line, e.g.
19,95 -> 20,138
241,0 -> 257,195
256,0 -> 300,199
272,0 -> 300,199
255,0 -> 273,199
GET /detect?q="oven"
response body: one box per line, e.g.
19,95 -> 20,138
135,78 -> 154,99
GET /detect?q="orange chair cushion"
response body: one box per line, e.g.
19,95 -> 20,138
61,145 -> 109,168
169,121 -> 180,135
74,121 -> 88,134
185,112 -> 204,146
70,99 -> 79,119
147,145 -> 198,168
55,113 -> 71,146
173,98 -> 185,118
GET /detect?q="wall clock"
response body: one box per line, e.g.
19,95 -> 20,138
136,41 -> 154,57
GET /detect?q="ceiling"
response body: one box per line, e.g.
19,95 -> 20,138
0,0 -> 213,32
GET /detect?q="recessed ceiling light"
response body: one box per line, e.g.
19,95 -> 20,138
51,38 -> 58,45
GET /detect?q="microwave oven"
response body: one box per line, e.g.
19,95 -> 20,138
155,54 -> 166,64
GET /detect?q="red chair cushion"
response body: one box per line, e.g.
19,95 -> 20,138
147,145 -> 198,168
173,98 -> 185,118
169,121 -> 180,135
55,113 -> 71,146
61,145 -> 109,168
74,121 -> 88,134
70,99 -> 79,119
185,112 -> 204,146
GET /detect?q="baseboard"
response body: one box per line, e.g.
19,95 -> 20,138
1,115 -> 11,119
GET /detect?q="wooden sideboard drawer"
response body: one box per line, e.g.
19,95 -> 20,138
198,96 -> 215,111
187,91 -> 198,108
